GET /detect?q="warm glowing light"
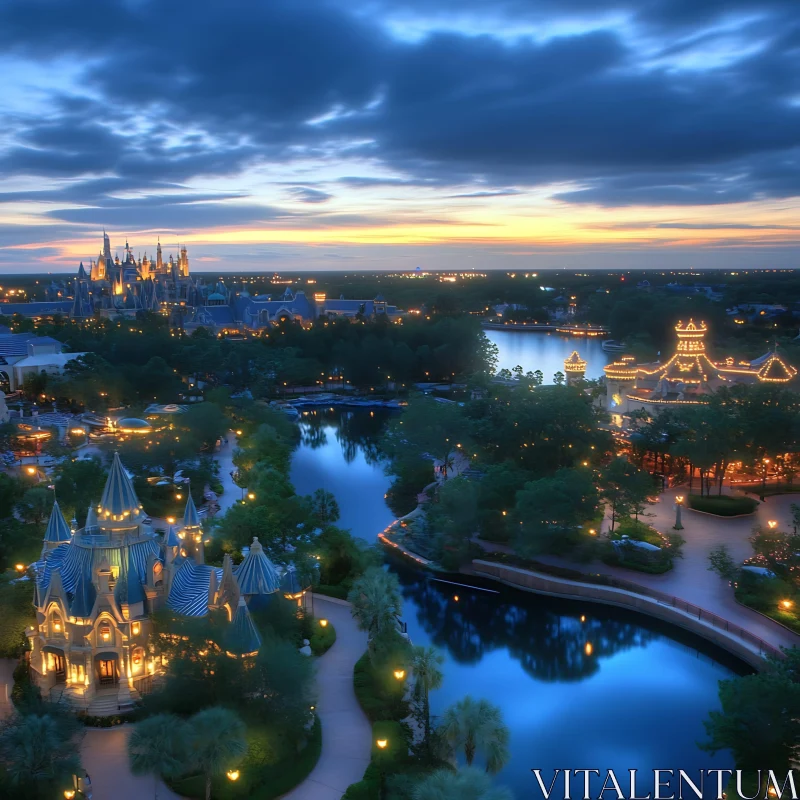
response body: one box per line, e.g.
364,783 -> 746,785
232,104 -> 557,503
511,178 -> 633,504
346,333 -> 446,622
453,595 -> 459,602
584,642 -> 593,656
319,619 -> 328,628
53,620 -> 62,632
580,615 -> 586,623
588,528 -> 597,536
167,517 -> 175,524
70,428 -> 85,436
227,770 -> 240,782
26,466 -> 36,475
175,493 -> 182,500
675,496 -> 685,504
132,622 -> 141,636
15,563 -> 25,572
236,430 -> 243,436
781,599 -> 793,610
247,492 -> 256,500
376,739 -> 388,749
393,669 -> 406,680
64,790 -> 76,799
768,520 -> 778,529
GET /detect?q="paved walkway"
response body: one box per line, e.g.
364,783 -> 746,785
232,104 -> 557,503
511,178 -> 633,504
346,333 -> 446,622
282,595 -> 371,800
479,486 -> 800,652
0,658 -> 15,719
81,726 -> 183,800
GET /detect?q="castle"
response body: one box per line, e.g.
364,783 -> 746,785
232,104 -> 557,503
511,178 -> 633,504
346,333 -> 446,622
29,453 -> 298,714
69,232 -> 197,317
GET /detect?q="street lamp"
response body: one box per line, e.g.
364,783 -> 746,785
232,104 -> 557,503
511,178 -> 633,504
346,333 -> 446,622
319,619 -> 328,628
781,599 -> 793,611
227,770 -> 240,781
673,495 -> 685,530
376,739 -> 388,749
247,492 -> 256,501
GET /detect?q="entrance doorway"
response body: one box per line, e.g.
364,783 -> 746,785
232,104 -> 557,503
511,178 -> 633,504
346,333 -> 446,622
98,658 -> 118,687
53,654 -> 66,684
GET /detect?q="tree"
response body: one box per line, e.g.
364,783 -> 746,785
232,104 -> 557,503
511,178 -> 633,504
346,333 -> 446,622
439,696 -> 510,775
128,714 -> 190,800
16,487 -> 52,525
513,469 -> 598,556
187,707 -> 248,800
53,457 -> 107,526
309,488 -> 340,526
707,545 -> 739,582
411,646 -> 444,755
426,476 -> 479,569
0,711 -> 83,796
384,397 -> 470,481
703,671 -> 800,770
414,767 -> 513,800
348,567 -> 402,659
599,457 -> 653,532
182,402 -> 228,451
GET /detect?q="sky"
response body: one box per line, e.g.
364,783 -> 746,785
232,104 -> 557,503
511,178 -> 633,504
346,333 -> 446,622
0,0 -> 799,273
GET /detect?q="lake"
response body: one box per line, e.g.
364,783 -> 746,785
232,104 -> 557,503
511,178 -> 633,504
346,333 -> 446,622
484,328 -> 613,381
289,385 -> 741,798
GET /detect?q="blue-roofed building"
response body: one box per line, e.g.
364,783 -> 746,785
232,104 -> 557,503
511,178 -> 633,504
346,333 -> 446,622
28,454 -> 292,715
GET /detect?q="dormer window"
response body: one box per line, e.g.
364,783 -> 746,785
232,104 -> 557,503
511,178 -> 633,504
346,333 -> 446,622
100,626 -> 111,642
52,617 -> 62,633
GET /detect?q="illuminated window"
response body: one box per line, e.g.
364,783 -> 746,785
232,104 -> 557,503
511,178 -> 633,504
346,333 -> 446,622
52,617 -> 62,633
100,626 -> 111,642
131,621 -> 141,636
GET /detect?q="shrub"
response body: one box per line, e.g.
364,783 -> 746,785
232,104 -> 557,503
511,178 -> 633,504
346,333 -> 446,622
688,495 -> 758,516
309,622 -> 337,656
353,653 -> 408,723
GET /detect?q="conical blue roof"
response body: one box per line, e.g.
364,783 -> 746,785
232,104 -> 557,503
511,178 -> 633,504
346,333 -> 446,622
100,453 -> 141,517
69,569 -> 97,618
44,501 -> 71,543
183,492 -> 201,528
114,546 -> 145,606
226,597 -> 261,656
234,538 -> 281,596
164,524 -> 180,548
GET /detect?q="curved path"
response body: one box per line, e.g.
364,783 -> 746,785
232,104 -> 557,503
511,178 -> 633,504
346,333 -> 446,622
282,594 -> 371,800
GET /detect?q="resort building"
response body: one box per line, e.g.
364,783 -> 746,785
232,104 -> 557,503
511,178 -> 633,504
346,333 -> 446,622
602,320 -> 797,428
29,453 -> 300,715
0,332 -> 87,392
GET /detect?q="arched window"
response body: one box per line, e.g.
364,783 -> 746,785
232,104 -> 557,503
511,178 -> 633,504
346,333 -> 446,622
51,613 -> 63,635
131,647 -> 145,676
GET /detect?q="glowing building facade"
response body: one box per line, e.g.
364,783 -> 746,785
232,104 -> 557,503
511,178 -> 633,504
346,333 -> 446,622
602,320 -> 797,428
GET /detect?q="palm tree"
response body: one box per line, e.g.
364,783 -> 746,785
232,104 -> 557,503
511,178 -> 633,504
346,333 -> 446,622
440,697 -> 510,774
413,766 -> 513,800
411,645 -> 444,749
0,712 -> 80,789
348,567 -> 402,649
188,706 -> 248,800
128,713 -> 189,800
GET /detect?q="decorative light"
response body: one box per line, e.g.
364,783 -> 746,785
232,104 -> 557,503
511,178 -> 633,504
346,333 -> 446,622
588,529 -> 597,536
781,600 -> 793,610
53,619 -> 62,632
768,520 -> 778,529
64,790 -> 76,799
226,770 -> 240,782
15,563 -> 25,572
248,492 -> 256,500
319,619 -> 328,627
167,517 -> 175,524
131,622 -> 141,636
580,615 -> 586,623
26,466 -> 36,475
453,595 -> 459,602
175,493 -> 182,501
584,642 -> 593,656
376,739 -> 388,749
101,628 -> 111,642
393,669 -> 406,680
675,496 -> 685,504
236,430 -> 243,436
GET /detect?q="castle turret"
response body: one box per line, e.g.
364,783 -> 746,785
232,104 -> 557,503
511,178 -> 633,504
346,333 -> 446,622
563,351 -> 587,386
178,492 -> 204,564
42,500 -> 71,551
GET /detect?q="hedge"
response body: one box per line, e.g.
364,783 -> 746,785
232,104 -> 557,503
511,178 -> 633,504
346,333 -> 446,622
688,494 -> 758,516
309,621 -> 337,656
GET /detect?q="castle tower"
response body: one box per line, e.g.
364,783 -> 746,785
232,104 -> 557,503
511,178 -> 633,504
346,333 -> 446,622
42,500 -> 72,553
603,356 -> 638,417
563,351 -> 587,386
178,492 -> 204,564
179,245 -> 189,277
156,239 -> 163,272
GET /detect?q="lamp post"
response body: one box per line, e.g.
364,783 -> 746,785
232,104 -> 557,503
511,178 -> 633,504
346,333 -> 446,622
673,495 -> 684,531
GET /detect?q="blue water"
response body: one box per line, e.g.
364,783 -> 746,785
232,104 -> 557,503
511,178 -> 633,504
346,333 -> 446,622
289,404 -> 742,799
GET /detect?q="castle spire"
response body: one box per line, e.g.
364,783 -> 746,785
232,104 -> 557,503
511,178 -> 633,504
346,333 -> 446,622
43,500 -> 71,544
99,453 -> 142,519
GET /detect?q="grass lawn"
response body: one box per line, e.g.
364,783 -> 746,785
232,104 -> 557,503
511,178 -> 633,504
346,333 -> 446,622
169,717 -> 322,800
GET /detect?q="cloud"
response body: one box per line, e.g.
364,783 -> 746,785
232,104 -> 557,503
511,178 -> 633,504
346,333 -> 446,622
0,0 -> 797,246
287,186 -> 333,203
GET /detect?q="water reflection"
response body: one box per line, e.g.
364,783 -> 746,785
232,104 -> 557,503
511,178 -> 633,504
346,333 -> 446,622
289,407 -> 745,799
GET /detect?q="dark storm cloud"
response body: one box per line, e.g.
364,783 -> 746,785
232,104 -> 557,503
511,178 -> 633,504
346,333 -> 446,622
0,0 -> 799,211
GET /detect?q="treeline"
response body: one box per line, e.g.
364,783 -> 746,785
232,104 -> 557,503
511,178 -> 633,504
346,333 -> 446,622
19,312 -> 493,408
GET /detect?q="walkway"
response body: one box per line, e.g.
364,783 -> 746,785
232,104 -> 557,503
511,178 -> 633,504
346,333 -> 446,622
478,486 -> 800,653
282,595 -> 371,800
81,725 -> 183,800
